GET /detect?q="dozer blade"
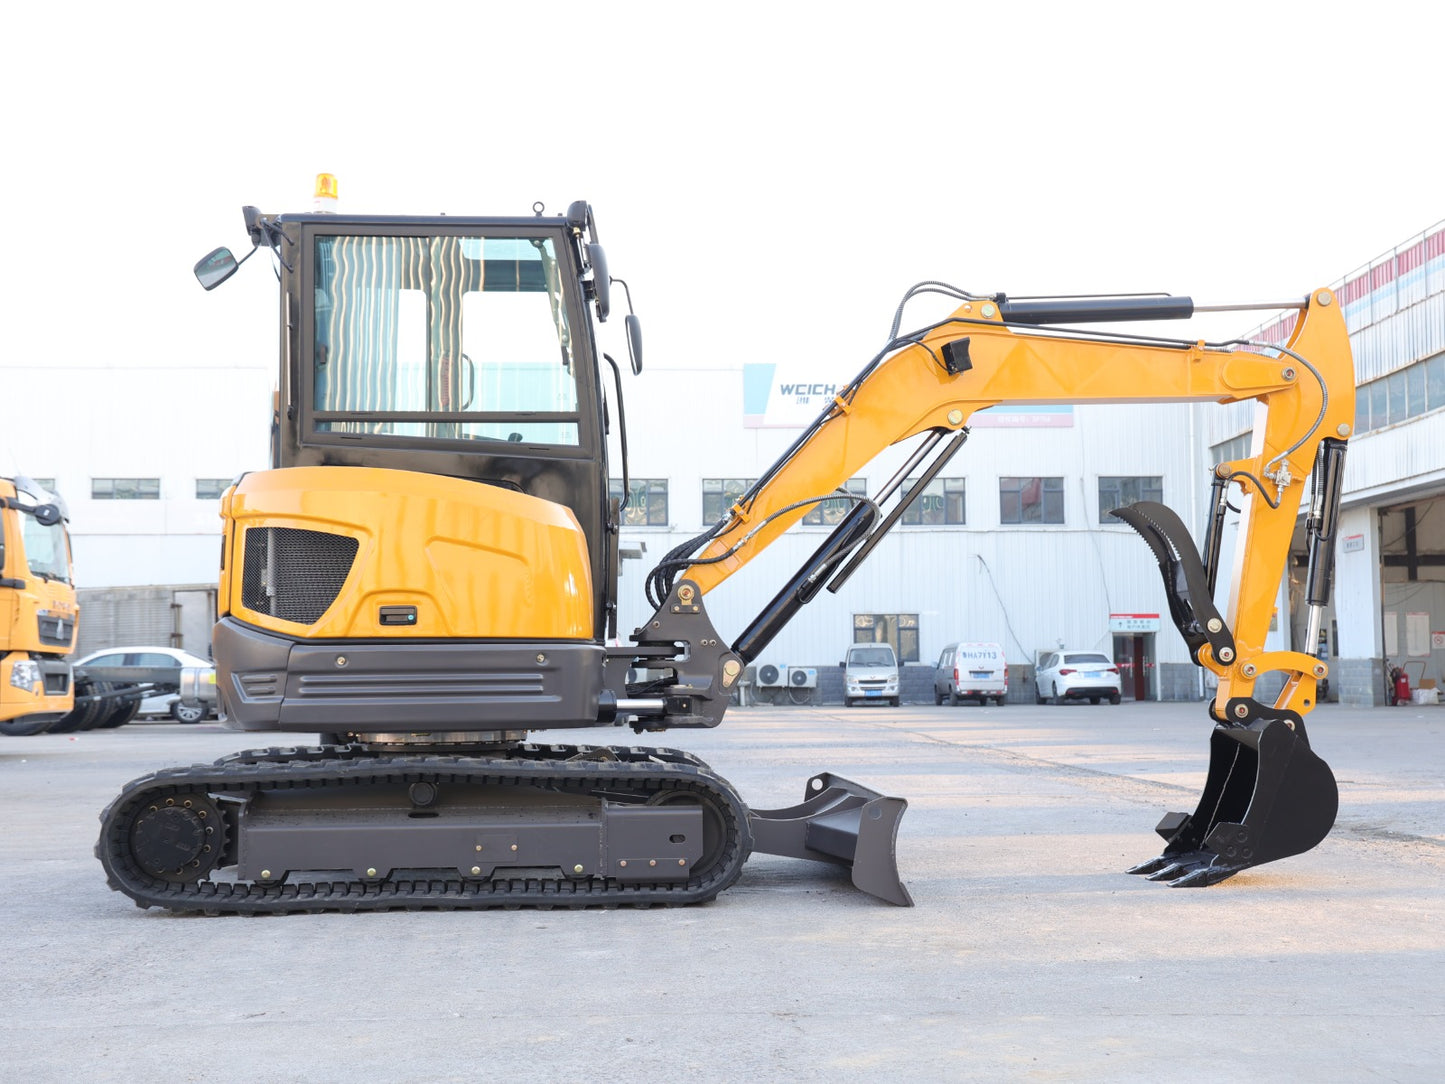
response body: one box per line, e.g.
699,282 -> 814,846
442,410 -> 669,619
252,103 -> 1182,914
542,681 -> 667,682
1128,707 -> 1338,887
748,773 -> 912,905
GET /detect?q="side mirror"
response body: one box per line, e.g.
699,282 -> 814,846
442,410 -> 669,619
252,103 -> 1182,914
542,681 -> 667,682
194,247 -> 239,291
624,314 -> 643,374
587,243 -> 610,321
31,504 -> 63,527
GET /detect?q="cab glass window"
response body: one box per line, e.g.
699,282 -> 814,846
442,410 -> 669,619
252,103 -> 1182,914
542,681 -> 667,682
21,517 -> 71,583
313,234 -> 580,445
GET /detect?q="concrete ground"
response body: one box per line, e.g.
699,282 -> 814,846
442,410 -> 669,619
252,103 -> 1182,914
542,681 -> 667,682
2,699 -> 1442,1082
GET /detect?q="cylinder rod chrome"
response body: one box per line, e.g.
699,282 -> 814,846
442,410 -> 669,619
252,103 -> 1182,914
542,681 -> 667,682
615,698 -> 667,714
1192,298 -> 1309,313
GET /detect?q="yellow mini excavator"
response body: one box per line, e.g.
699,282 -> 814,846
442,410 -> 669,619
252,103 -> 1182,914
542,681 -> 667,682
97,191 -> 1353,911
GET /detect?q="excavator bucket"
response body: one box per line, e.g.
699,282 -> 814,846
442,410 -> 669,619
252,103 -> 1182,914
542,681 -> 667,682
748,773 -> 912,905
1128,707 -> 1338,886
1112,499 -> 1339,885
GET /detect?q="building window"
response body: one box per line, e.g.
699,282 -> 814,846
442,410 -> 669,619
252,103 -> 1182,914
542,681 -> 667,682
999,476 -> 1063,524
92,478 -> 160,500
29,478 -> 56,493
609,478 -> 668,526
1210,433 -> 1251,466
1098,476 -> 1162,522
853,613 -> 919,663
195,478 -> 232,500
803,478 -> 867,525
703,478 -> 756,523
901,477 -> 965,525
1354,352 -> 1445,434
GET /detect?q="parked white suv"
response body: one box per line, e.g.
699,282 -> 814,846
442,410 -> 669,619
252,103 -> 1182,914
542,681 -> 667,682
1035,651 -> 1121,705
934,642 -> 1008,706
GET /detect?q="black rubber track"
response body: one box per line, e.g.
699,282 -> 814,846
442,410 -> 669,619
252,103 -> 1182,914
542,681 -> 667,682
96,744 -> 753,915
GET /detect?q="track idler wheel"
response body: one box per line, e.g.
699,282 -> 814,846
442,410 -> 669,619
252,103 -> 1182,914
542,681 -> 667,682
1128,699 -> 1338,887
129,793 -> 229,883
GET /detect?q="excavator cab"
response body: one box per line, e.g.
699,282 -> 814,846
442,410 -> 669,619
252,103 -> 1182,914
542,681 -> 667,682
210,203 -> 629,739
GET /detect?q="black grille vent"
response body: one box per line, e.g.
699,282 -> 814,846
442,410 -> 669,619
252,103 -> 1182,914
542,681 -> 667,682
241,527 -> 359,625
37,613 -> 75,647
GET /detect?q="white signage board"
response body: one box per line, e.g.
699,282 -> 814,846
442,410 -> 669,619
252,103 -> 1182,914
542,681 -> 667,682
1109,613 -> 1160,633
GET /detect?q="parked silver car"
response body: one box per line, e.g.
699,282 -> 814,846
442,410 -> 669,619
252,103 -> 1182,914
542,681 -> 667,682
71,646 -> 217,722
1034,650 -> 1121,705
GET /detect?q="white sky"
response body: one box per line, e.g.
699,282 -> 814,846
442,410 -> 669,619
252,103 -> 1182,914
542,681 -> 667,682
3,0 -> 1441,392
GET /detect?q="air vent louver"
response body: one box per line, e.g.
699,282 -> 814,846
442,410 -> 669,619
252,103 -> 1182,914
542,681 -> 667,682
241,527 -> 358,625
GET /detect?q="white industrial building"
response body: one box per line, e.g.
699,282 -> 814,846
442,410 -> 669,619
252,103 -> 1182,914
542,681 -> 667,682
7,223 -> 1442,706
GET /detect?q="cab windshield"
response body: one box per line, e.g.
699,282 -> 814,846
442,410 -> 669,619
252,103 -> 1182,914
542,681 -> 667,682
312,233 -> 581,445
21,517 -> 71,583
848,646 -> 895,667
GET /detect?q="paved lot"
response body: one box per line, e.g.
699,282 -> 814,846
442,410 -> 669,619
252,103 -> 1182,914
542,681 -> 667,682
3,700 -> 1442,1081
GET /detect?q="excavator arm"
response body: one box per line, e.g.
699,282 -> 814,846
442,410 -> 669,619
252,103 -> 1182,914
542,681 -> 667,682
663,286 -> 1351,710
627,284 -> 1353,888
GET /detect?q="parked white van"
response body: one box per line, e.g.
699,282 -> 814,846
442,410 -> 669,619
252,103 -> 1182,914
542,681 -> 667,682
842,643 -> 900,707
933,642 -> 1008,706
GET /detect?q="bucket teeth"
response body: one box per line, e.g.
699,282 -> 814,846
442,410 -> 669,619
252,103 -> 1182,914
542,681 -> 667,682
1124,855 -> 1174,876
1129,852 -> 1242,887
1137,854 -> 1236,886
1143,861 -> 1193,883
1166,864 -> 1239,888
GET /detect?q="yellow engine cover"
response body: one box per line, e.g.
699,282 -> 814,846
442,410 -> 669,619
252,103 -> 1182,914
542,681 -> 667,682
221,466 -> 594,640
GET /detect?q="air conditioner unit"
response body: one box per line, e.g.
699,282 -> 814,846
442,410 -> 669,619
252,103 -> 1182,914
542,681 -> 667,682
757,663 -> 785,687
787,666 -> 818,689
